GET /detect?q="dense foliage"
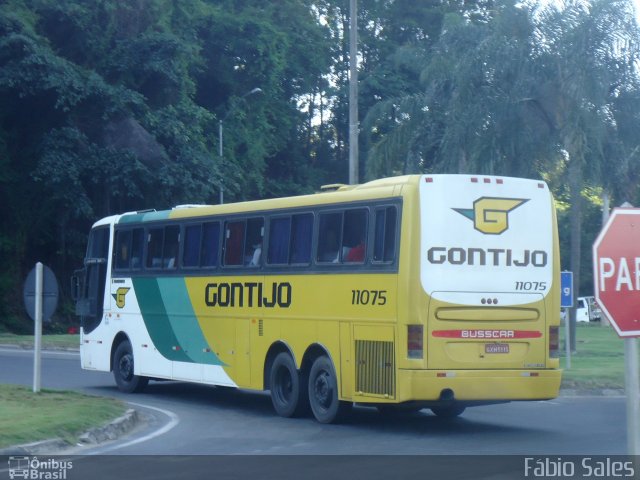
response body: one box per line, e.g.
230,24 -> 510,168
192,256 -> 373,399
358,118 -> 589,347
1,0 -> 639,333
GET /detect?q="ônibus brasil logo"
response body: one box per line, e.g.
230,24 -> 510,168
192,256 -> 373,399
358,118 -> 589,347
454,197 -> 528,235
8,456 -> 73,479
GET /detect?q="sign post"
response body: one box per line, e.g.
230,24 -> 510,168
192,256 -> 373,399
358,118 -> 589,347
23,263 -> 59,393
624,338 -> 639,455
560,271 -> 573,369
593,208 -> 640,455
33,263 -> 42,393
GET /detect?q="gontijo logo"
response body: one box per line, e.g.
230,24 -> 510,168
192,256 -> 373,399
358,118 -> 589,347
112,287 -> 130,308
454,197 -> 528,235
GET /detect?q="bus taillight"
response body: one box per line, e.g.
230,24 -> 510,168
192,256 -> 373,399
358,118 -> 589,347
549,326 -> 560,358
408,325 -> 423,359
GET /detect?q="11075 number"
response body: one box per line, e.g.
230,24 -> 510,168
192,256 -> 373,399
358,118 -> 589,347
351,289 -> 387,305
514,281 -> 547,291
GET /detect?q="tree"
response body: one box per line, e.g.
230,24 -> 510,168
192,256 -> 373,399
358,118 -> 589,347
363,1 -> 551,178
530,0 -> 640,349
0,0 -> 338,331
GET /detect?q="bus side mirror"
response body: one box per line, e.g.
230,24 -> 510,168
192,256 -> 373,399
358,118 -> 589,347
70,271 -> 82,301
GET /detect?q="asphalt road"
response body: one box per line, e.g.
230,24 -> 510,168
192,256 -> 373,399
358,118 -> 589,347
0,347 -> 629,457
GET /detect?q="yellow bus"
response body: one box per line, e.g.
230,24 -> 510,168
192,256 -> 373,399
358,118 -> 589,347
72,174 -> 561,423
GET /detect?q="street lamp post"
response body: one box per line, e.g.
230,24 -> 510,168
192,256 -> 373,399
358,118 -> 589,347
218,87 -> 262,204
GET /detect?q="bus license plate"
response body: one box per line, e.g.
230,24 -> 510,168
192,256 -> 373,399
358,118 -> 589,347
485,343 -> 509,354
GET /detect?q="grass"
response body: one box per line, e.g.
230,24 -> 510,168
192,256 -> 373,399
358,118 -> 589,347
0,333 -> 79,350
560,323 -> 636,391
0,384 -> 126,448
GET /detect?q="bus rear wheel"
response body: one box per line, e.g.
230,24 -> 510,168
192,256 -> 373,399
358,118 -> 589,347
308,355 -> 351,424
269,352 -> 308,417
113,340 -> 148,393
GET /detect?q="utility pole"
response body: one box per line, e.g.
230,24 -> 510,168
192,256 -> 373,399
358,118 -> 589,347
348,0 -> 359,185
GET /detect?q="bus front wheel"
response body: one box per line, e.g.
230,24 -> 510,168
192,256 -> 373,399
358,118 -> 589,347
113,340 -> 148,393
269,352 -> 308,417
308,355 -> 351,424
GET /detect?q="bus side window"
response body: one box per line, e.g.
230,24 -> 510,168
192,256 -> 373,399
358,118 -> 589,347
268,217 -> 291,265
373,206 -> 397,263
183,224 -> 202,268
224,221 -> 245,266
317,213 -> 342,263
114,230 -> 132,270
245,217 -> 264,267
290,213 -> 313,264
147,228 -> 164,269
343,209 -> 368,263
163,225 -> 179,269
130,228 -> 144,269
201,221 -> 220,268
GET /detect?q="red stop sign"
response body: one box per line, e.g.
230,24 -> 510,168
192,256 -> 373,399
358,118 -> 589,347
593,208 -> 640,337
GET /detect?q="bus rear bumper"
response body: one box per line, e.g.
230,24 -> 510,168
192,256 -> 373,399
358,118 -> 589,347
396,368 -> 562,403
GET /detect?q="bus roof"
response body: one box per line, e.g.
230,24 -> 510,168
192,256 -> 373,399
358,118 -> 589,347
114,175 -> 417,225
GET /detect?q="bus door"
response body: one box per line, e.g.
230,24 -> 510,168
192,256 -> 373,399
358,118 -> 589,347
72,226 -> 110,335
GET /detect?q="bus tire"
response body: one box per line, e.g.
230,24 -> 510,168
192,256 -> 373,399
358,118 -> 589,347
430,404 -> 466,418
308,355 -> 351,424
269,352 -> 308,418
113,340 -> 148,393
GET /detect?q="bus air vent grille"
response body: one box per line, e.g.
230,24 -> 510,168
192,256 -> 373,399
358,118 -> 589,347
355,340 -> 395,398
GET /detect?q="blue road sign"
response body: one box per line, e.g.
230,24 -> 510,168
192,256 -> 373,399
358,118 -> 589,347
561,271 -> 573,308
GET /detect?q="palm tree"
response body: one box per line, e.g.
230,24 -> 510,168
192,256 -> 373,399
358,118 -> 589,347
530,0 -> 640,349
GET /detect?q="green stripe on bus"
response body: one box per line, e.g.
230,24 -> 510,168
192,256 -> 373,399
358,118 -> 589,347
119,211 -> 171,224
157,277 -> 225,366
132,277 -> 190,362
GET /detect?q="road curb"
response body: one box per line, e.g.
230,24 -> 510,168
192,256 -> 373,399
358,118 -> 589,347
0,343 -> 79,353
78,409 -> 140,445
559,388 -> 625,397
0,409 -> 141,455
